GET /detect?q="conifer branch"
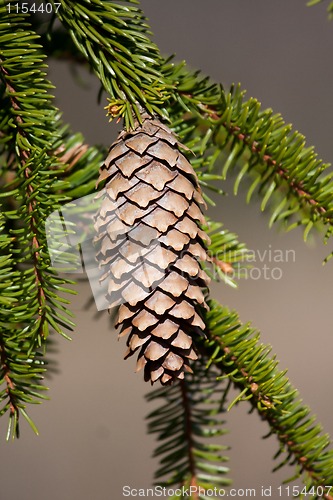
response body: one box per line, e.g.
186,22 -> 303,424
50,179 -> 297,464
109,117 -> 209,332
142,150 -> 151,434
146,361 -> 231,495
194,95 -> 331,227
52,0 -> 172,127
203,300 -> 333,497
179,379 -> 199,491
0,2 -> 86,434
167,79 -> 333,256
1,1 -> 332,496
0,339 -> 20,435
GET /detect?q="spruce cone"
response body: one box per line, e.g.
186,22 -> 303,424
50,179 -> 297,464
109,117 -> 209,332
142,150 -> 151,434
94,114 -> 211,384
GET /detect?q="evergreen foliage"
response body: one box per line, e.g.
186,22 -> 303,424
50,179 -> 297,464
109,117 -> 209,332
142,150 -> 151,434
0,0 -> 332,497
146,360 -> 231,495
203,301 -> 333,489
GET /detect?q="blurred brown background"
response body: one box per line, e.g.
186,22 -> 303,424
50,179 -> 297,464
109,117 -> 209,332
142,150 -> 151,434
1,1 -> 332,499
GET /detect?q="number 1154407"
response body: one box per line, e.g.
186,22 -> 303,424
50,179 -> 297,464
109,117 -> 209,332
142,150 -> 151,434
7,3 -> 61,14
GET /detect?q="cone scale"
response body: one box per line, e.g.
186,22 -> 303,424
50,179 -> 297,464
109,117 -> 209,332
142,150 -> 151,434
94,114 -> 211,385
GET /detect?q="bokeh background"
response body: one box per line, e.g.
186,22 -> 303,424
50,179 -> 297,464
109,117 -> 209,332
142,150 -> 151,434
1,1 -> 333,499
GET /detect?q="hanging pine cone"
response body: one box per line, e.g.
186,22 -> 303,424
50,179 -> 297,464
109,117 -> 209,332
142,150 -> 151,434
94,112 -> 211,385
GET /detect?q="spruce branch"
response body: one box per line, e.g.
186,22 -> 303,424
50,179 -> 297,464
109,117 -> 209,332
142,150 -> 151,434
0,4 -> 74,345
162,71 -> 333,259
0,212 -> 48,439
52,0 -> 173,127
146,360 -> 231,497
0,2 -> 100,435
202,300 -> 333,498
